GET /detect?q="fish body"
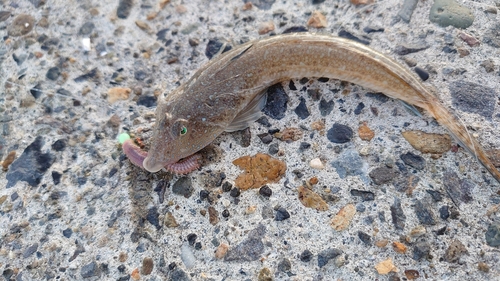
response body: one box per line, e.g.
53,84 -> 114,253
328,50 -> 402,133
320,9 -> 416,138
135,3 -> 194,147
130,33 -> 500,183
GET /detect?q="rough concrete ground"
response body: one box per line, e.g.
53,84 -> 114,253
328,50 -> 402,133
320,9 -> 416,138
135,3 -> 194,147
1,0 -> 500,280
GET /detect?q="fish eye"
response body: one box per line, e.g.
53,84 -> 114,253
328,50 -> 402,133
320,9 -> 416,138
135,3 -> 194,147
180,126 -> 187,136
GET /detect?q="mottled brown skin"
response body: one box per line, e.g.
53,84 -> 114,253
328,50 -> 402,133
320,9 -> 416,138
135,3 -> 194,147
142,33 -> 500,183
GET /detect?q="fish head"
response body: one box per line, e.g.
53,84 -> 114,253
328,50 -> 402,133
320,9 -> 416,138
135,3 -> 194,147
143,97 -> 227,173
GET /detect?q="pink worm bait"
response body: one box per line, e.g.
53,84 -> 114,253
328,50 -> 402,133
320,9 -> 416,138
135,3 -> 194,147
122,139 -> 201,174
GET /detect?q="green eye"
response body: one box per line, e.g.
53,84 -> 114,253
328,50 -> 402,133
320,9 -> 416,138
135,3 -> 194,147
180,126 -> 187,135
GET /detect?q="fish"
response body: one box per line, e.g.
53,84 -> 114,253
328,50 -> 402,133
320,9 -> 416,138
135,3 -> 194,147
122,33 -> 500,183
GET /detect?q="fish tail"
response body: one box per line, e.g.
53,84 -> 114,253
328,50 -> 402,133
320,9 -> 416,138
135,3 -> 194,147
427,100 -> 500,183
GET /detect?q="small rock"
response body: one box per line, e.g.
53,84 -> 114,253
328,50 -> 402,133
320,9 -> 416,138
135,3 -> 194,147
484,23 -> 500,48
258,267 -> 273,281
215,243 -> 229,259
274,127 -> 303,141
141,257 -> 154,275
169,268 -> 191,281
317,248 -> 343,268
258,21 -> 275,35
331,149 -> 369,183
146,207 -> 161,230
450,81 -> 496,118
307,11 -> 327,28
392,242 -> 408,254
107,87 -> 131,103
350,189 -> 375,201
117,0 -> 134,19
358,231 -> 372,245
369,166 -> 398,185
400,152 -> 426,170
164,212 -> 179,228
413,242 -> 431,261
391,198 -> 406,230
23,243 -> 38,258
298,185 -> 328,211
275,207 -> 290,221
263,84 -> 288,120
233,153 -> 286,190
180,244 -> 196,269
46,67 -> 61,80
444,239 -> 467,263
294,97 -> 310,119
0,11 -> 11,22
205,38 -> 232,59
79,22 -> 95,35
259,185 -> 272,197
485,222 -> 500,247
375,258 -> 397,275
404,269 -> 420,280
300,250 -> 313,262
81,261 -> 100,278
319,98 -> 334,116
208,206 -> 219,225
278,258 -> 291,272
402,131 -> 451,155
330,204 -> 356,231
459,32 -> 480,47
8,14 -> 35,36
414,67 -> 429,81
225,224 -> 266,261
439,206 -> 450,220
327,123 -> 353,144
172,177 -> 194,198
478,262 -> 490,273
414,200 -> 436,225
429,0 -> 474,29
358,122 -> 374,141
136,95 -> 157,107
309,158 -> 324,170
480,59 -> 495,73
398,0 -> 418,22
257,133 -> 273,144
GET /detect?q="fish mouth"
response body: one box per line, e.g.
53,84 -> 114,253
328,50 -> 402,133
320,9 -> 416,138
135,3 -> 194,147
143,156 -> 170,173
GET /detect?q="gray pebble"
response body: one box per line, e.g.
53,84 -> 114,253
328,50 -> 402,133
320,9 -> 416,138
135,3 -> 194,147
46,67 -> 61,80
429,0 -> 474,29
169,268 -> 191,281
357,231 -> 372,245
0,11 -> 11,22
317,248 -> 342,268
444,239 -> 468,263
439,205 -> 450,220
331,149 -> 369,183
400,152 -> 426,170
443,170 -> 474,205
300,249 -> 313,262
80,261 -> 100,278
79,22 -> 95,35
275,207 -> 290,221
484,23 -> 500,48
244,0 -> 276,10
117,0 -> 133,19
486,223 -> 500,247
319,98 -> 334,116
23,243 -> 38,258
398,0 -> 418,22
263,84 -> 289,120
225,224 -> 266,261
8,14 -> 35,37
350,189 -> 375,201
413,241 -> 431,261
268,143 -> 279,155
369,166 -> 398,185
277,258 -> 292,272
391,198 -> 406,230
327,123 -> 353,144
294,97 -> 310,119
172,177 -> 194,198
414,200 -> 436,225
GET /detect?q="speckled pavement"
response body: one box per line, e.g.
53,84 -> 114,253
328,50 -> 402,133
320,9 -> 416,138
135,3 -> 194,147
1,0 -> 500,280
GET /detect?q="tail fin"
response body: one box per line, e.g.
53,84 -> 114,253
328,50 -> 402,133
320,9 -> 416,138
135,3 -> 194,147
427,100 -> 500,183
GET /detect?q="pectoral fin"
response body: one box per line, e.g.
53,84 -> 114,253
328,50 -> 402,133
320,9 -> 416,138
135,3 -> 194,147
225,92 -> 267,132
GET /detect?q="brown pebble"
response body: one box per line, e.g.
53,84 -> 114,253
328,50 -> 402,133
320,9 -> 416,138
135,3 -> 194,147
477,262 -> 490,273
0,195 -> 7,205
258,21 -> 275,35
8,14 -> 35,36
131,268 -> 140,280
119,252 -> 128,262
108,115 -> 121,128
233,153 -> 287,190
200,209 -> 207,216
108,87 -> 131,103
160,0 -> 170,9
147,11 -> 158,20
89,8 -> 100,16
2,151 -> 16,171
375,258 -> 398,274
298,186 -> 329,211
215,243 -> 229,259
404,269 -> 420,280
274,127 -> 303,141
242,2 -> 253,10
330,204 -> 356,231
38,17 -> 49,28
350,0 -> 375,5
208,206 -> 219,225
135,20 -> 153,34
311,120 -> 325,132
176,5 -> 187,14
375,240 -> 389,248
164,212 -> 179,228
258,267 -> 273,281
444,239 -> 468,263
402,130 -> 451,155
358,122 -> 375,141
392,241 -> 407,254
307,11 -> 327,28
141,257 -> 154,275
459,32 -> 480,47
